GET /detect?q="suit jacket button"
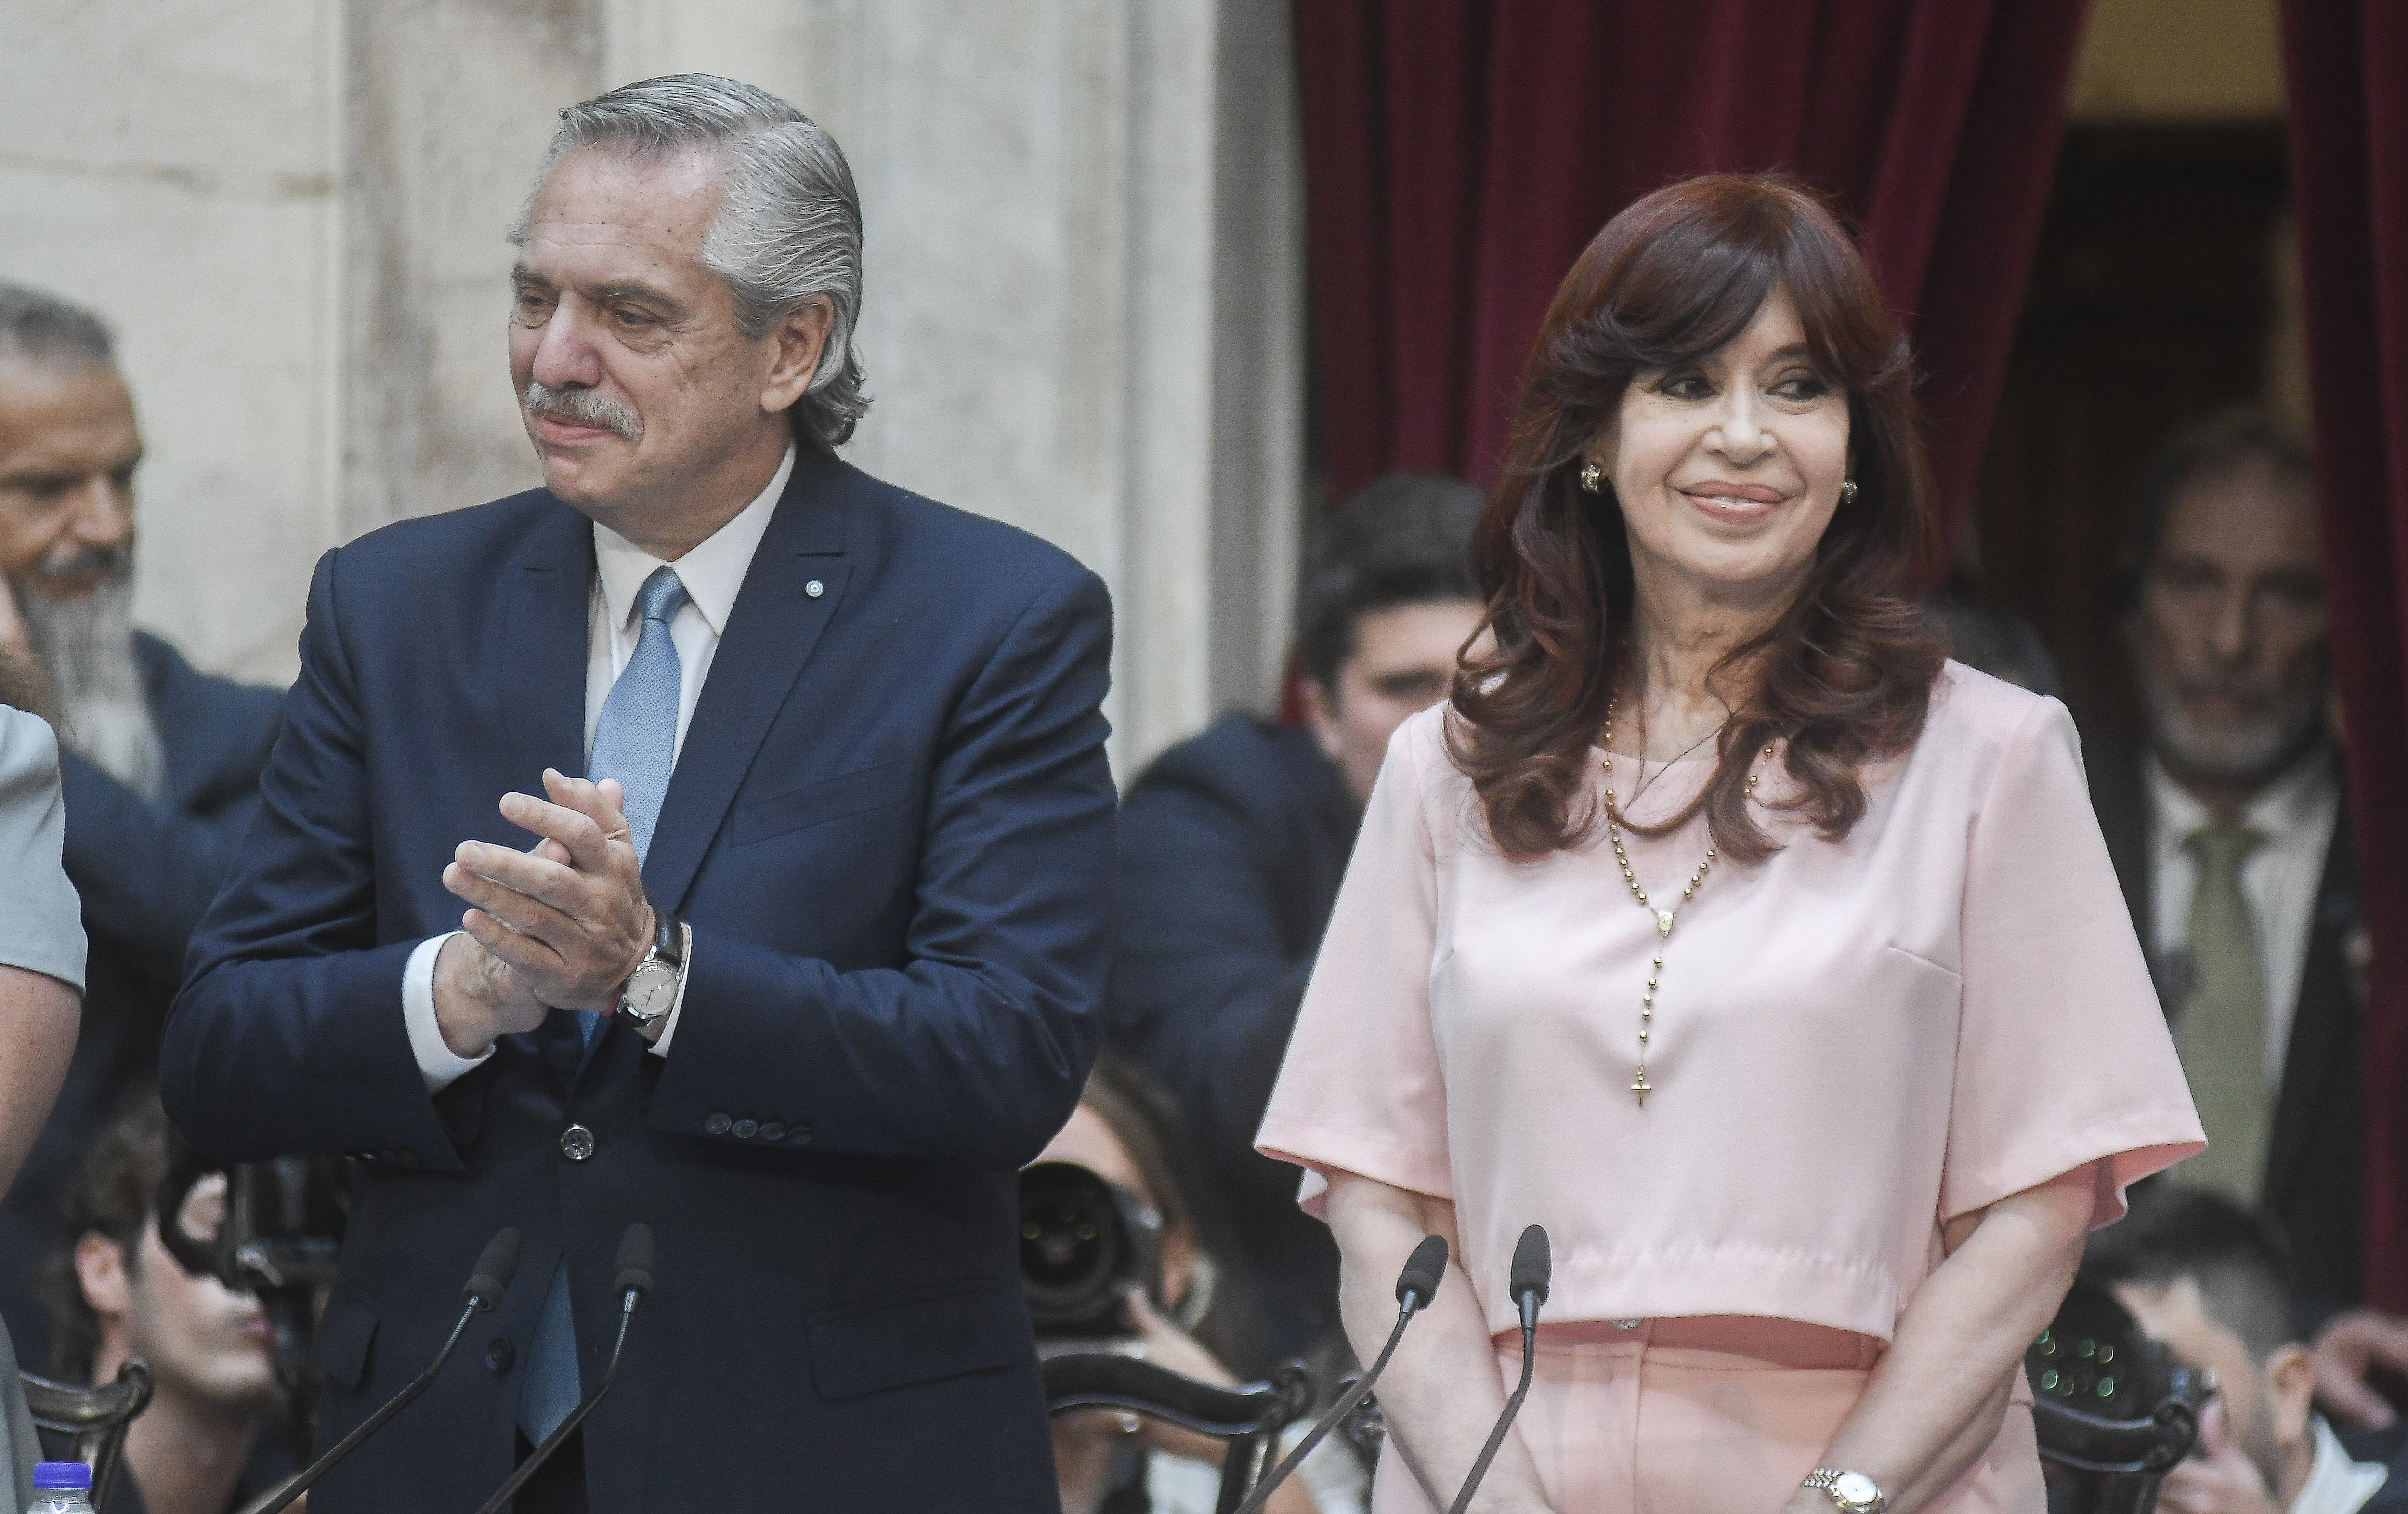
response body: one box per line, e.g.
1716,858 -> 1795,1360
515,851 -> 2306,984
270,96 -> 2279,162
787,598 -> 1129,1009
731,1119 -> 759,1140
805,580 -> 825,598
789,1124 -> 812,1145
704,1113 -> 732,1136
485,1337 -> 515,1375
560,1124 -> 596,1162
758,1122 -> 785,1143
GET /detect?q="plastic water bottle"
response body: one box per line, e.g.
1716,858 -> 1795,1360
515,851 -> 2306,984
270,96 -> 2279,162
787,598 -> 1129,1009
25,1462 -> 93,1514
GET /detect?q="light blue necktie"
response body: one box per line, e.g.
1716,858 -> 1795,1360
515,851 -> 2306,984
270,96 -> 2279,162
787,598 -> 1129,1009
520,564 -> 686,1445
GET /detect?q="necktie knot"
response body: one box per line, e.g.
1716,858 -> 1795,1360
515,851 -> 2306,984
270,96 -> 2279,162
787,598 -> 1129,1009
636,566 -> 688,628
2185,821 -> 2264,877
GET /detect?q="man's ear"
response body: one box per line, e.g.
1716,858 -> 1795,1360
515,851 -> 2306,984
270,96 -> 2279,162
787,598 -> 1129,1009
74,1232 -> 130,1319
1298,677 -> 1344,764
2265,1341 -> 2317,1447
761,295 -> 835,418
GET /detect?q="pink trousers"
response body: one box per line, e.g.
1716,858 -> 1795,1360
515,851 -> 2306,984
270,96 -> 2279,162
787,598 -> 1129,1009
1369,1317 -> 2043,1514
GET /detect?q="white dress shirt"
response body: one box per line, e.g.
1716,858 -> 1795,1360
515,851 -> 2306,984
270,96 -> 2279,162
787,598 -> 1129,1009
2291,1414 -> 2389,1514
2146,747 -> 2340,1089
401,444 -> 796,1090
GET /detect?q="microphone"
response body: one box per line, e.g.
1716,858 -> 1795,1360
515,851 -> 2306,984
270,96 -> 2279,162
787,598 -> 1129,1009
256,1227 -> 523,1514
1446,1225 -> 1550,1514
1232,1235 -> 1448,1514
471,1224 -> 656,1514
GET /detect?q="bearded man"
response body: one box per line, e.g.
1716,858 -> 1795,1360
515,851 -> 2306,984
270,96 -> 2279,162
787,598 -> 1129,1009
0,286 -> 282,1371
2090,408 -> 2408,1430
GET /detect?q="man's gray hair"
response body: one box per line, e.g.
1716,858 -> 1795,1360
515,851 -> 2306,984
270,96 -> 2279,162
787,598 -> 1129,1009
513,74 -> 869,448
0,284 -> 115,371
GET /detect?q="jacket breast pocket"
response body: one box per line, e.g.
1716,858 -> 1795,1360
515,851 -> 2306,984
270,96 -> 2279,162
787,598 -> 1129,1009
806,1282 -> 1027,1400
734,759 -> 916,847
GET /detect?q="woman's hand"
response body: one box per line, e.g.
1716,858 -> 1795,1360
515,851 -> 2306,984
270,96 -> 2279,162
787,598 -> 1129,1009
1324,1172 -> 1557,1514
1805,1170 -> 2094,1514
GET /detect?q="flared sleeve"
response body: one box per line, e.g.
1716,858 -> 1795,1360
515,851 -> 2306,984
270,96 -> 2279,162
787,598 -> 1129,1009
1255,713 -> 1454,1213
1942,697 -> 2205,1224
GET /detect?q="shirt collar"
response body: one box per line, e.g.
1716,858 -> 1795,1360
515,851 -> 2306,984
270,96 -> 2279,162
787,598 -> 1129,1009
2294,1414 -> 2389,1514
591,442 -> 795,638
2145,742 -> 2338,844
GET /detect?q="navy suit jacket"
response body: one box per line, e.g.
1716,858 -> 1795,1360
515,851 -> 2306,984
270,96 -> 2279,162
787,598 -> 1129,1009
160,450 -> 1117,1514
1112,714 -> 1358,1378
0,633 -> 280,1373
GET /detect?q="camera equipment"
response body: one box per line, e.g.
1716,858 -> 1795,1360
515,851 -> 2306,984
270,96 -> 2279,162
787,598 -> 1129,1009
1017,1160 -> 1163,1339
152,1133 -> 355,1458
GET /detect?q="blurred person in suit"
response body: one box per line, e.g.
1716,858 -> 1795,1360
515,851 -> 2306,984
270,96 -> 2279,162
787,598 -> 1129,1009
160,75 -> 1115,1514
1111,474 -> 1483,1379
0,657 -> 94,1510
2088,408 -> 2408,1425
1041,1060 -> 1364,1514
0,284 -> 283,1369
2087,1189 -> 2406,1514
45,1095 -> 286,1514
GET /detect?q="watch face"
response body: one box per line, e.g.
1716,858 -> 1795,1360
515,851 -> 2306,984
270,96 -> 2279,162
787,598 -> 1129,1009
1833,1473 -> 1880,1509
622,961 -> 678,1019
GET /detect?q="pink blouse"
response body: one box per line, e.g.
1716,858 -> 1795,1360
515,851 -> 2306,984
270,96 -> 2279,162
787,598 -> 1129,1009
1256,665 -> 2205,1341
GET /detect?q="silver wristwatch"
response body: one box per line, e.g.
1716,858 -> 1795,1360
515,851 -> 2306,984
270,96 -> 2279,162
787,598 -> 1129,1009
1804,1469 -> 1886,1514
613,914 -> 688,1030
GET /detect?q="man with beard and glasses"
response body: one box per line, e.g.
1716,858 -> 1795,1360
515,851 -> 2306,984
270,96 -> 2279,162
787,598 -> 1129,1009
2089,408 -> 2408,1431
0,284 -> 284,1371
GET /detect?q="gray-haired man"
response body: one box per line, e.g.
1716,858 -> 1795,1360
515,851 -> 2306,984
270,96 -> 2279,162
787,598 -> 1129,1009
0,288 -> 282,1371
162,75 -> 1113,1514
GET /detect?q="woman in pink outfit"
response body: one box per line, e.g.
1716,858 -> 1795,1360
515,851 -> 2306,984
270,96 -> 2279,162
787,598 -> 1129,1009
1254,174 -> 2205,1514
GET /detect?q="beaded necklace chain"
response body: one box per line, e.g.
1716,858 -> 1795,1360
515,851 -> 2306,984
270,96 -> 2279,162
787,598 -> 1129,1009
1599,710 -> 1775,1107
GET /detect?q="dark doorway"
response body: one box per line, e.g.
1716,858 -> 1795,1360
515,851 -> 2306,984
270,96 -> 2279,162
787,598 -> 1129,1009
1964,122 -> 2291,736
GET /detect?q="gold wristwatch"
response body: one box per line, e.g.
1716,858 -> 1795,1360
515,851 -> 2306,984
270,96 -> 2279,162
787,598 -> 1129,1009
1804,1469 -> 1886,1514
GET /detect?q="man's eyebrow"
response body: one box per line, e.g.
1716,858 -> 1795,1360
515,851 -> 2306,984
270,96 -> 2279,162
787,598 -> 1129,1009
589,280 -> 689,318
509,264 -> 553,290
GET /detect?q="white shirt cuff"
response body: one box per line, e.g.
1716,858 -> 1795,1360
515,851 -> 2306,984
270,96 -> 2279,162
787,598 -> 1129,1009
645,934 -> 691,1057
403,933 -> 494,1092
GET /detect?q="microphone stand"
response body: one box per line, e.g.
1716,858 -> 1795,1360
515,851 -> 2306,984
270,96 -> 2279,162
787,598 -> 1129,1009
471,1224 -> 656,1514
1446,1225 -> 1550,1514
257,1228 -> 523,1514
1232,1235 -> 1449,1514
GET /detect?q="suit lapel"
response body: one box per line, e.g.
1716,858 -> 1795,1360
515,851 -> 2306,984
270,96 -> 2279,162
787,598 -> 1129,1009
2263,769 -> 2360,1205
499,503 -> 597,791
642,450 -> 855,915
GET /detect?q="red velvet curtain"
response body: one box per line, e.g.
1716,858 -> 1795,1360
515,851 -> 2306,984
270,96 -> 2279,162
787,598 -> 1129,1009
2283,0 -> 2408,1311
1296,0 -> 2090,550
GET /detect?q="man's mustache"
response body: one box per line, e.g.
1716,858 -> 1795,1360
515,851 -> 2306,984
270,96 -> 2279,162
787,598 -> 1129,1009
522,381 -> 641,441
22,541 -> 133,587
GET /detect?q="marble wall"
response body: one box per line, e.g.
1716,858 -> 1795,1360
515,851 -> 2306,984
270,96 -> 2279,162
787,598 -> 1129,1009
0,0 -> 1304,775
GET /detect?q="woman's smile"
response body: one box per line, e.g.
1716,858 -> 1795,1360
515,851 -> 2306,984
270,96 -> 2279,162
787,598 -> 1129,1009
1677,479 -> 1788,527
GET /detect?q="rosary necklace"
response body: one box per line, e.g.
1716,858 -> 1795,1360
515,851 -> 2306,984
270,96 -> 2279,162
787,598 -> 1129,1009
1599,707 -> 1774,1106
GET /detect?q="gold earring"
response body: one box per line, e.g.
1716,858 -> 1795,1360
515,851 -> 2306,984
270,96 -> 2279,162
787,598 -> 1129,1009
1838,478 -> 1858,505
1579,462 -> 1604,494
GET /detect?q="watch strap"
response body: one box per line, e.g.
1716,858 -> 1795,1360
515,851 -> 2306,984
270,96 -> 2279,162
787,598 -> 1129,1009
614,914 -> 687,1027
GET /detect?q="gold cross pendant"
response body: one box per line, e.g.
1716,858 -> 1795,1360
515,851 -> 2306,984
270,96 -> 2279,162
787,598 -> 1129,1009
1630,1068 -> 1652,1106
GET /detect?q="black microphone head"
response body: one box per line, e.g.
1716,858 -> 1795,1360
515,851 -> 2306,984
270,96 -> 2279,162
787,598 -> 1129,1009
1509,1224 -> 1550,1306
1395,1235 -> 1448,1310
612,1222 -> 655,1299
464,1228 -> 522,1312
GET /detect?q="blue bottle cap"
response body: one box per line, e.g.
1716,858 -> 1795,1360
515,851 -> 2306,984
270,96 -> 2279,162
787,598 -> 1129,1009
32,1462 -> 91,1490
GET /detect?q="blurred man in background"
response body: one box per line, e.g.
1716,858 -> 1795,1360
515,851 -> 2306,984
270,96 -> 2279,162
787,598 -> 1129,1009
0,285 -> 283,1369
2088,1189 -> 2405,1514
45,1097 -> 284,1514
2087,408 -> 2408,1424
1112,472 -> 1483,1377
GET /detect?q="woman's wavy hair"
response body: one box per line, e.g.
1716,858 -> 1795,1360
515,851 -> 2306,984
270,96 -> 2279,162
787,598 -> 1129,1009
1448,172 -> 1945,863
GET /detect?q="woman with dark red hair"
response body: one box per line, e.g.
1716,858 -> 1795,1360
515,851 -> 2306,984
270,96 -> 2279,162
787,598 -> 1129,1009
1257,174 -> 2206,1514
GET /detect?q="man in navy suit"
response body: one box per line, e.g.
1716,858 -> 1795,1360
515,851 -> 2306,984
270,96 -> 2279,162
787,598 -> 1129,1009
160,75 -> 1116,1514
0,284 -> 283,1370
